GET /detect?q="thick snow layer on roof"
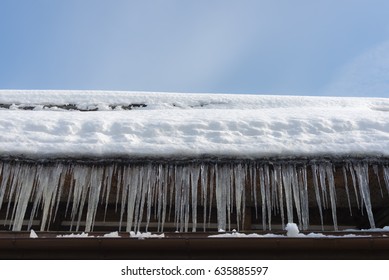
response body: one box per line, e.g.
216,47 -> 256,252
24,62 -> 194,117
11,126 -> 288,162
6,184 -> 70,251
1,90 -> 389,159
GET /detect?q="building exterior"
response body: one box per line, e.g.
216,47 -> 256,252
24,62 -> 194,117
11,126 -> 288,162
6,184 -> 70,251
1,90 -> 389,259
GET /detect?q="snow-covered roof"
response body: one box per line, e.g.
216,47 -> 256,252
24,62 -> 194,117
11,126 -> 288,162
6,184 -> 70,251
1,90 -> 389,159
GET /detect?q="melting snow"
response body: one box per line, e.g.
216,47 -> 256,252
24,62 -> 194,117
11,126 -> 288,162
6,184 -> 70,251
101,231 -> 121,238
56,232 -> 93,238
285,223 -> 302,237
129,231 -> 165,239
209,223 -> 375,238
29,229 -> 38,238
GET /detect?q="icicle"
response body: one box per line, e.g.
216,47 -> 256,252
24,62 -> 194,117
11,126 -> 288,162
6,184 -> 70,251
72,166 -> 92,231
241,163 -> 247,229
64,165 -> 75,219
318,164 -> 328,209
133,165 -> 144,232
126,165 -> 138,232
281,164 -> 294,224
135,165 -> 149,232
115,165 -> 123,214
208,164 -> 215,227
0,163 -> 15,225
342,166 -> 353,216
85,165 -> 104,232
215,164 -> 227,231
0,162 -> 9,212
190,165 -> 200,232
173,165 -> 180,231
103,165 -> 115,221
353,163 -> 375,229
225,164 -> 232,231
325,163 -> 338,231
168,164 -> 174,222
185,166 -> 192,232
200,164 -> 208,231
155,164 -> 163,232
70,164 -> 92,231
383,166 -> 389,195
274,164 -> 285,228
179,168 -> 188,232
290,164 -> 302,229
311,164 -> 324,230
36,164 -> 62,231
251,164 -> 258,220
144,165 -> 156,232
259,165 -> 267,230
12,164 -> 38,231
117,166 -> 127,230
348,163 -> 361,209
53,164 -> 68,226
298,165 -> 309,230
373,165 -> 384,197
176,165 -> 185,231
263,164 -> 272,230
161,164 -> 169,232
270,166 -> 279,216
234,163 -> 244,231
5,163 -> 22,228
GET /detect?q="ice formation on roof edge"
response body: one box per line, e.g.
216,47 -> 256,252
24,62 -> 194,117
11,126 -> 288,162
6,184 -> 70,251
0,158 -> 386,232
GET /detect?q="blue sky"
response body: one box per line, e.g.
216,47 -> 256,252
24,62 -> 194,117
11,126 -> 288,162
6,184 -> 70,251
1,0 -> 389,97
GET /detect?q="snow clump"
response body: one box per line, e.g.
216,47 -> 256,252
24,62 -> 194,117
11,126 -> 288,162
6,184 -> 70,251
285,223 -> 302,237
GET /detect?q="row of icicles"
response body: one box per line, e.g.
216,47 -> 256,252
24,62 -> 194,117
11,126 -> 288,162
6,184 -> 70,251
0,160 -> 388,232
